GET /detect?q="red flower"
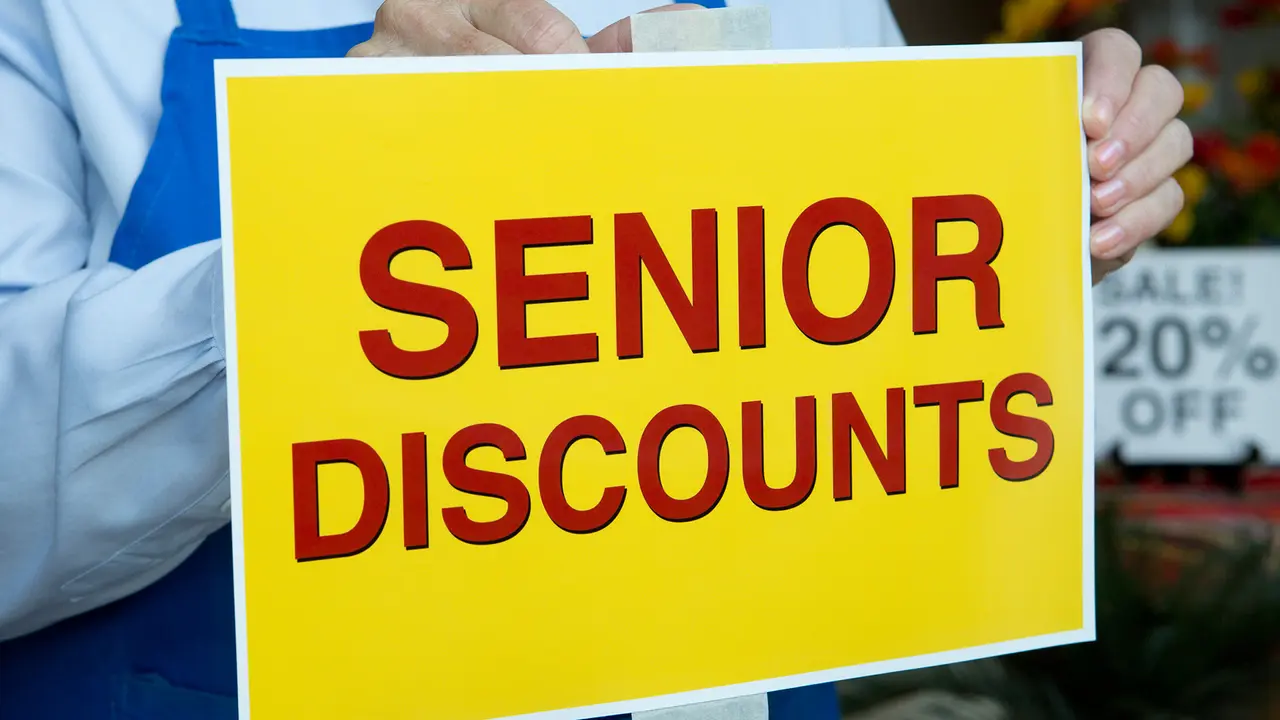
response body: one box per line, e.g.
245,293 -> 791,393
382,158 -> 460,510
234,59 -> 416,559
1220,149 -> 1267,192
1149,38 -> 1180,67
1194,131 -> 1230,167
1187,46 -> 1218,74
1221,5 -> 1260,26
1060,0 -> 1118,24
1245,132 -> 1280,176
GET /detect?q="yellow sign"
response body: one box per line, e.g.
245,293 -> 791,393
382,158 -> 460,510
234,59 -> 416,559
217,44 -> 1092,720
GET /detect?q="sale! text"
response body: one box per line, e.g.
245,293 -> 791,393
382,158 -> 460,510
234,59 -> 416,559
292,196 -> 1058,562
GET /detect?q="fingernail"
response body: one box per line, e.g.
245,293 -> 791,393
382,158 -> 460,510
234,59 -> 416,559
1092,223 -> 1125,256
1093,179 -> 1125,209
1084,96 -> 1114,128
1096,139 -> 1125,171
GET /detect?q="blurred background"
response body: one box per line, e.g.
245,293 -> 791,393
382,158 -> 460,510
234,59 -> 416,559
837,1 -> 1280,718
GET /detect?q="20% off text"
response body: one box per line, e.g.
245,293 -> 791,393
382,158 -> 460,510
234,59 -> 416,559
1100,313 -> 1277,437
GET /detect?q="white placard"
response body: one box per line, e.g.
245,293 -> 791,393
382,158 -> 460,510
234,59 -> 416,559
1094,247 -> 1280,464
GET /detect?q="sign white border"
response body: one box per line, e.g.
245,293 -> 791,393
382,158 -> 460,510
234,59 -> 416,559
215,41 -> 1095,720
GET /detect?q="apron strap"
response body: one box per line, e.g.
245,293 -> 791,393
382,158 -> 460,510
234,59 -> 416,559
175,0 -> 240,41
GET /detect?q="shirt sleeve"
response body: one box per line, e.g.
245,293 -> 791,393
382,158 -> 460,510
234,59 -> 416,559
829,0 -> 905,49
879,0 -> 906,47
0,0 -> 231,641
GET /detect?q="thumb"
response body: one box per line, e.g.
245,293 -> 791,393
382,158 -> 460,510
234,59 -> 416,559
587,4 -> 706,53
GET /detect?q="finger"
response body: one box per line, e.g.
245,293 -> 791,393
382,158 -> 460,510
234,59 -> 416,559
349,4 -> 402,57
348,37 -> 392,57
1090,177 -> 1184,260
587,4 -> 706,53
368,1 -> 519,56
1091,118 -> 1193,217
413,22 -> 520,55
468,0 -> 589,54
1081,28 -> 1142,140
1092,248 -> 1137,285
1089,64 -> 1185,180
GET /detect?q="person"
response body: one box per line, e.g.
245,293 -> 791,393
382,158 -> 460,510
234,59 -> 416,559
0,0 -> 1187,718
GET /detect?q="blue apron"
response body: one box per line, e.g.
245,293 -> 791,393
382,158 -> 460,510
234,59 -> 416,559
0,1 -> 839,718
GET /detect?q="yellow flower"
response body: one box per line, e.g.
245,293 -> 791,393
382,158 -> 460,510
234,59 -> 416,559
1164,205 -> 1195,244
1237,68 -> 1266,100
1181,80 -> 1212,114
993,0 -> 1067,43
1174,164 -> 1210,205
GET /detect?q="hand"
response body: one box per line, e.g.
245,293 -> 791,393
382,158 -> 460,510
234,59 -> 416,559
1081,28 -> 1191,284
349,0 -> 700,57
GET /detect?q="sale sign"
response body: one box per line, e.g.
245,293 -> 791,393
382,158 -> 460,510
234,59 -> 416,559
215,44 -> 1093,720
1095,248 -> 1280,464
